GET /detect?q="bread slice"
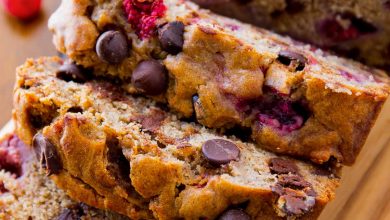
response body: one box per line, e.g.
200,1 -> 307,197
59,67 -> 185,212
13,57 -> 339,219
48,0 -> 390,165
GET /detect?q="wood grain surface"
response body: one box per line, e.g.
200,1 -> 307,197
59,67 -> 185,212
319,99 -> 390,220
1,1 -> 390,219
0,0 -> 59,126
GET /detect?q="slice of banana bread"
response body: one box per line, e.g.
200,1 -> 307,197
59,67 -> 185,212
13,57 -> 340,219
48,0 -> 390,165
194,0 -> 390,72
0,132 -> 129,219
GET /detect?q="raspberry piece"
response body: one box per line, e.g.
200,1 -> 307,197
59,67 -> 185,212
2,0 -> 41,20
0,135 -> 23,177
123,0 -> 167,39
258,102 -> 304,134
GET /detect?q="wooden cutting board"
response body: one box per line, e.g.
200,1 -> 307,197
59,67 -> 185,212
2,99 -> 390,219
319,98 -> 390,220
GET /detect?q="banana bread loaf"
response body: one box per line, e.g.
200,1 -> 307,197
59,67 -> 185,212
13,57 -> 340,219
48,0 -> 390,165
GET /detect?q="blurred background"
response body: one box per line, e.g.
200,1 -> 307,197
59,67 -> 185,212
0,0 -> 58,126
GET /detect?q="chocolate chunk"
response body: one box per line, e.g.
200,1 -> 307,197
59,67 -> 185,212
269,158 -> 299,175
131,60 -> 168,96
218,209 -> 251,220
280,188 -> 316,215
277,174 -> 311,190
96,30 -> 129,64
272,174 -> 317,216
202,139 -> 240,166
32,133 -> 62,176
277,50 -> 307,71
158,21 -> 185,55
56,63 -> 88,83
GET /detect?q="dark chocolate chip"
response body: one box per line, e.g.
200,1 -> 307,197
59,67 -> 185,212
269,158 -> 299,175
96,30 -> 129,64
32,133 -> 62,176
201,139 -> 240,166
158,21 -> 185,55
277,50 -> 307,71
56,63 -> 88,83
218,209 -> 251,220
131,60 -> 168,96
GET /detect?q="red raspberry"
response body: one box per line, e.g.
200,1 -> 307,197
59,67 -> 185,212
2,0 -> 41,20
123,0 -> 167,39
